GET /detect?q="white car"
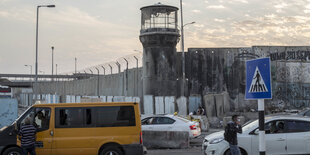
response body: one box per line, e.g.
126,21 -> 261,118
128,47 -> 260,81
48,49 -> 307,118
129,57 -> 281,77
141,114 -> 201,138
202,115 -> 310,155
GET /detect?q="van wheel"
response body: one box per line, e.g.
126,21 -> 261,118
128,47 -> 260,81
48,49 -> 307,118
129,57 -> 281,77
100,147 -> 123,155
3,147 -> 22,155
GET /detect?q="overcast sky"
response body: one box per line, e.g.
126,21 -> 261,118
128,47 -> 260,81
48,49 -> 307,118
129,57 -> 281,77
1,0 -> 310,74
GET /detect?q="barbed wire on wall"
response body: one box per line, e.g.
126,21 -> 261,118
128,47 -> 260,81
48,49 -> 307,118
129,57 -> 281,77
64,52 -> 143,75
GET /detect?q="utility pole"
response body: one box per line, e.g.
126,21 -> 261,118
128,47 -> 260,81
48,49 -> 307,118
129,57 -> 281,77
75,57 -> 77,74
34,4 -> 55,101
180,0 -> 185,97
51,46 -> 54,81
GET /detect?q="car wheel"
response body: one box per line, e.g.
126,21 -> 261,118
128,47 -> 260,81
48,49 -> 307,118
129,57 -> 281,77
3,147 -> 22,155
100,146 -> 123,155
224,149 -> 247,155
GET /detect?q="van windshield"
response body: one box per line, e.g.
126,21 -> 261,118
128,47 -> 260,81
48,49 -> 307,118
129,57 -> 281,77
11,106 -> 32,125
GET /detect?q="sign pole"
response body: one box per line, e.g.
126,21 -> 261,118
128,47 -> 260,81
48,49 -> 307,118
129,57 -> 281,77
246,58 -> 271,155
258,99 -> 266,155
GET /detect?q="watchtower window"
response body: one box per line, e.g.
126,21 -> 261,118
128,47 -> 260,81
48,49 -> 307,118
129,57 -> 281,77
141,7 -> 178,30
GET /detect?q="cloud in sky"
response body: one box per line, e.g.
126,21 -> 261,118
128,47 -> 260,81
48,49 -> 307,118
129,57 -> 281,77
1,0 -> 310,74
228,0 -> 248,4
207,5 -> 225,9
192,9 -> 201,13
214,18 -> 225,22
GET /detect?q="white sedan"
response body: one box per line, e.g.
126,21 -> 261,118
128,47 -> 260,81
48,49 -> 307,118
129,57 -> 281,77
202,115 -> 310,155
141,114 -> 201,138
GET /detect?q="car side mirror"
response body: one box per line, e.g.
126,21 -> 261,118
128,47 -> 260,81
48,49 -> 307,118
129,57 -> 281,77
254,129 -> 259,135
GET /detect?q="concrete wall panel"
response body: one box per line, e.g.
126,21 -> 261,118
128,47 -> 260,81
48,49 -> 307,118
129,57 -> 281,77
113,96 -> 125,102
133,97 -> 140,103
125,97 -> 133,102
0,99 -> 18,128
155,96 -> 164,114
100,96 -> 107,102
176,97 -> 187,116
215,94 -> 224,117
107,96 -> 113,102
204,95 -> 215,118
76,96 -> 81,103
189,96 -> 201,114
164,96 -> 175,114
144,95 -> 154,114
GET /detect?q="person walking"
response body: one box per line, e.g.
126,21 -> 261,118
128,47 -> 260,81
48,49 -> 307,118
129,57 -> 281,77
19,117 -> 37,155
224,115 -> 242,155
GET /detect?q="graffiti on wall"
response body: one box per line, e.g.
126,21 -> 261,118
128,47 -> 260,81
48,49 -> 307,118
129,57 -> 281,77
270,50 -> 310,61
266,48 -> 310,109
187,47 -> 310,111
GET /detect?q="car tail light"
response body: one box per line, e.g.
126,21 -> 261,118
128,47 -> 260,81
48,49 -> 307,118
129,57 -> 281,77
140,131 -> 143,144
190,125 -> 196,130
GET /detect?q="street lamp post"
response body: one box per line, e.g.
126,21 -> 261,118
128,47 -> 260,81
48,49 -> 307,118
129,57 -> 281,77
123,58 -> 129,96
133,56 -> 139,97
51,46 -> 54,81
95,67 -> 100,97
75,57 -> 77,74
180,0 -> 185,97
180,0 -> 195,97
34,4 -> 55,101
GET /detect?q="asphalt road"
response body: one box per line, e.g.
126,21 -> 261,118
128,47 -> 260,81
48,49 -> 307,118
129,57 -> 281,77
147,146 -> 202,155
147,129 -> 222,155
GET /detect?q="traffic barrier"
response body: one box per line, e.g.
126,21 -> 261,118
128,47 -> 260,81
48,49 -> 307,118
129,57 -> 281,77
142,131 -> 189,149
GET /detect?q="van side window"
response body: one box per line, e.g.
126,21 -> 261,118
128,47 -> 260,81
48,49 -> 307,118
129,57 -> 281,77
56,108 -> 83,128
34,108 -> 51,131
286,120 -> 310,132
96,106 -> 135,127
86,109 -> 92,125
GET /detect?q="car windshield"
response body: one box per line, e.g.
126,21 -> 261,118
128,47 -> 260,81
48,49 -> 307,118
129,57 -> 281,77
242,120 -> 258,131
298,109 -> 309,116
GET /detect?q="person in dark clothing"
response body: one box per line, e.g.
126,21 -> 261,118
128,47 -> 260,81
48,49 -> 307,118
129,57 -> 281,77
19,117 -> 37,155
224,115 -> 242,155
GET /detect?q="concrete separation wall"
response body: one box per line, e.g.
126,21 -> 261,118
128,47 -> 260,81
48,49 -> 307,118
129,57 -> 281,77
0,98 -> 18,128
142,131 -> 189,149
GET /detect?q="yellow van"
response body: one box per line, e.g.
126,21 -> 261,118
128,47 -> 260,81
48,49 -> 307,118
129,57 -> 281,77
0,102 -> 145,155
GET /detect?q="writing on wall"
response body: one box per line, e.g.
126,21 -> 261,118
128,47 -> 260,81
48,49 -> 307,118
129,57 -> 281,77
270,50 -> 310,61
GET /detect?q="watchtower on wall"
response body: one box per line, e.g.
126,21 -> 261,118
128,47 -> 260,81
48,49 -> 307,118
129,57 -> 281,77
139,3 -> 180,96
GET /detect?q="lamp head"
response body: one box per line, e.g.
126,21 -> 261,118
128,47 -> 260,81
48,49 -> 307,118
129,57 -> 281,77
47,5 -> 55,8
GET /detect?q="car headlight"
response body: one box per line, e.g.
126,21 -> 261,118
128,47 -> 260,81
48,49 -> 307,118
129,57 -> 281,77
209,138 -> 224,144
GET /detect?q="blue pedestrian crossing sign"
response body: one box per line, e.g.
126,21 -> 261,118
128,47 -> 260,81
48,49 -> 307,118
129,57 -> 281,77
245,57 -> 272,99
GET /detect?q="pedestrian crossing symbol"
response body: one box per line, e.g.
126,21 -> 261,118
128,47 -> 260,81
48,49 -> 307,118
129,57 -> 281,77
245,57 -> 272,99
249,67 -> 268,93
